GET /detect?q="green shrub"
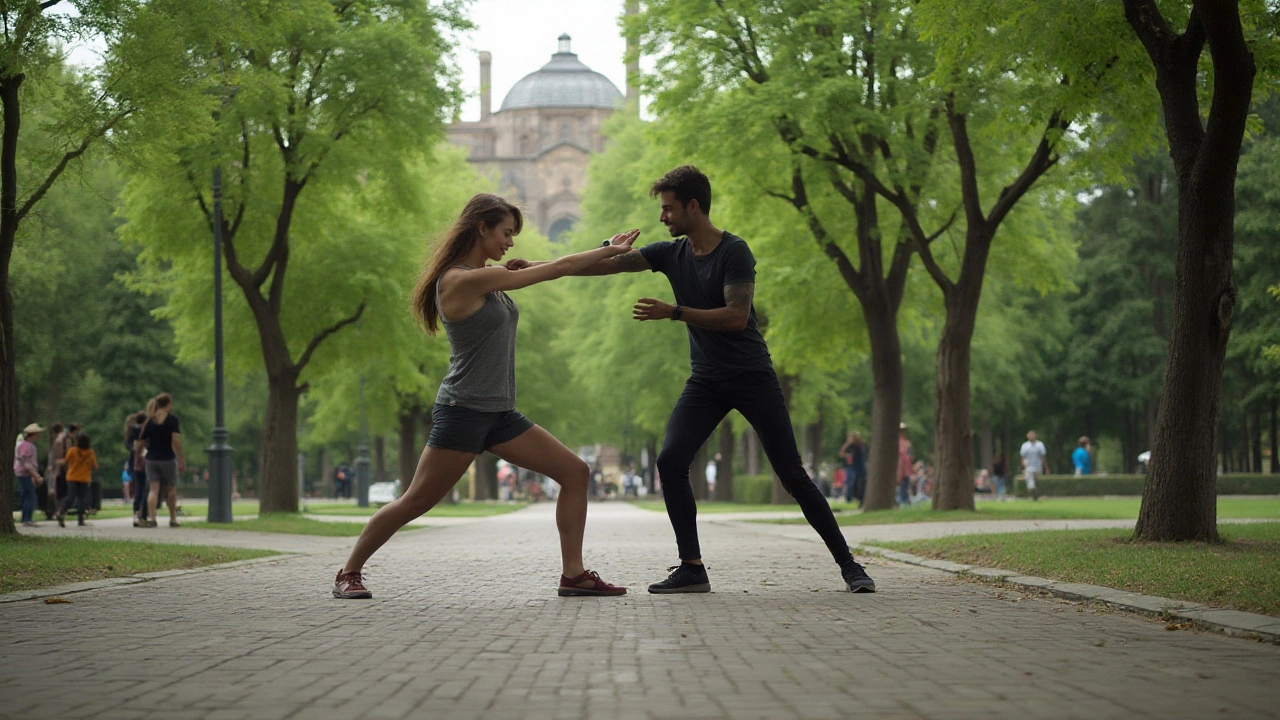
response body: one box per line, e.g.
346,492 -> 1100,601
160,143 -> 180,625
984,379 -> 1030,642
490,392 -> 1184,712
732,473 -> 774,503
1012,473 -> 1280,497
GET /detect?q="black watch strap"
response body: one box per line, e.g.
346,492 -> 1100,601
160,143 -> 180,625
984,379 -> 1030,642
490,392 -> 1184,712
671,305 -> 683,321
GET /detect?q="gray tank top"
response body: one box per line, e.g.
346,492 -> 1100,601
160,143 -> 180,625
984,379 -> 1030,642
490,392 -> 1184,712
434,270 -> 519,412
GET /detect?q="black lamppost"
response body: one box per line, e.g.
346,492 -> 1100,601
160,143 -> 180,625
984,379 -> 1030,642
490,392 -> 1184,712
206,163 -> 233,523
355,374 -> 370,507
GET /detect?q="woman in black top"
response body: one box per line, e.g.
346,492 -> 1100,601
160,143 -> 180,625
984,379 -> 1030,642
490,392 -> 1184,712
137,393 -> 185,527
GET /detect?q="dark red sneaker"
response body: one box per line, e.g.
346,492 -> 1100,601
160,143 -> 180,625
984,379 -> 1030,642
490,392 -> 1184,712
333,569 -> 372,599
558,569 -> 627,597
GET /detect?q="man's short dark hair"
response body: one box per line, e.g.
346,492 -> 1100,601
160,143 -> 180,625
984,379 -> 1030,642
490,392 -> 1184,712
650,165 -> 712,214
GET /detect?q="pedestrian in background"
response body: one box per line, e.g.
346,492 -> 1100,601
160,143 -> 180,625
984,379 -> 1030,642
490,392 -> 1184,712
1020,430 -> 1048,501
13,423 -> 45,527
139,393 -> 185,528
897,424 -> 913,507
992,452 -> 1008,502
125,411 -> 150,527
839,431 -> 867,507
1072,436 -> 1092,476
58,433 -> 97,527
38,421 -> 63,520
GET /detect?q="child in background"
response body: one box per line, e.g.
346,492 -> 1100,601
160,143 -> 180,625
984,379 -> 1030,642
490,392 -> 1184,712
59,433 -> 98,527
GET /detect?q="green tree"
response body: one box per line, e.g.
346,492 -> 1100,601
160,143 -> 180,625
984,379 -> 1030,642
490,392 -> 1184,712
116,0 -> 468,512
1,6 -> 141,534
1121,0 -> 1273,541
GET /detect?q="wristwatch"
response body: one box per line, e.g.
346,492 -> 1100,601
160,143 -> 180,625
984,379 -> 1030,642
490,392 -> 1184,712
671,305 -> 684,321
601,239 -> 612,247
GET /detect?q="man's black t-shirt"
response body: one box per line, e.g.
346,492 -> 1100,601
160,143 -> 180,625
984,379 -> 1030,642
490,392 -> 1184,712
639,232 -> 773,378
140,414 -> 181,461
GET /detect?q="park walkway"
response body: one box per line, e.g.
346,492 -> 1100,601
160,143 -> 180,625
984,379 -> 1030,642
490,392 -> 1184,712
2,502 -> 1278,720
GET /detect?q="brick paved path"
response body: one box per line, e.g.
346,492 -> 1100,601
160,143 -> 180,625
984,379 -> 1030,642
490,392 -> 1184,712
2,502 -> 1277,720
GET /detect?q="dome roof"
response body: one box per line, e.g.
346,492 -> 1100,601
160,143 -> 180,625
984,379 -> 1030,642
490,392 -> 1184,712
500,35 -> 623,112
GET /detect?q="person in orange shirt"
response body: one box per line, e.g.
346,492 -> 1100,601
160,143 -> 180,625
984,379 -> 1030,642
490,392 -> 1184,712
58,433 -> 98,527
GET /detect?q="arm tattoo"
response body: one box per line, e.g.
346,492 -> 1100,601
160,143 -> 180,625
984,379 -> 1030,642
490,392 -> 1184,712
608,249 -> 651,273
724,282 -> 754,311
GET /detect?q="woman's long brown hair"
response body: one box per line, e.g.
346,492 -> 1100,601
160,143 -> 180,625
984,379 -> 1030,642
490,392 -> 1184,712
411,193 -> 523,334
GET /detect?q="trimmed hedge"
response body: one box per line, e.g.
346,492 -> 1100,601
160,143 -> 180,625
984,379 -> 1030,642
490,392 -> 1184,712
1013,473 -> 1280,497
728,473 -> 775,504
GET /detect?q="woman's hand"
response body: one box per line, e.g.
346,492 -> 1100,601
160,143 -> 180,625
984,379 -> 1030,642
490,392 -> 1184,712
607,229 -> 641,246
504,258 -> 533,271
633,297 -> 675,321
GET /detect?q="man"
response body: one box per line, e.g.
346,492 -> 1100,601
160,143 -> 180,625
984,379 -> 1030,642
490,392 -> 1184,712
567,165 -> 875,594
1020,430 -> 1048,501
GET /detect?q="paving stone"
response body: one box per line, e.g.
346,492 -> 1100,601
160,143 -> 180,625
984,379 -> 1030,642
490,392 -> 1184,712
1,502 -> 1278,720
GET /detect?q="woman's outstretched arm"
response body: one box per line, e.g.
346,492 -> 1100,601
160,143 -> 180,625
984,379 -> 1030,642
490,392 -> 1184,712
453,229 -> 640,296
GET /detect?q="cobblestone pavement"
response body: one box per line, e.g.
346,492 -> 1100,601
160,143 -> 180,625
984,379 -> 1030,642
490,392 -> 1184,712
2,502 -> 1278,720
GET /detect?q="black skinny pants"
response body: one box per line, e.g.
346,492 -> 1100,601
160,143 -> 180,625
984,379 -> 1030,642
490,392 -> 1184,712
656,369 -> 854,566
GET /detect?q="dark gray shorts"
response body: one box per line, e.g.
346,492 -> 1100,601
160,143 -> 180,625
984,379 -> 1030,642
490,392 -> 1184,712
427,404 -> 534,454
146,459 -> 178,489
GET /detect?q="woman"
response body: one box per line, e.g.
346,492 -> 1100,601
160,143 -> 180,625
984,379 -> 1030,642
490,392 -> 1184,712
333,193 -> 638,599
13,423 -> 45,527
838,431 -> 867,507
138,394 -> 185,527
124,411 -> 150,527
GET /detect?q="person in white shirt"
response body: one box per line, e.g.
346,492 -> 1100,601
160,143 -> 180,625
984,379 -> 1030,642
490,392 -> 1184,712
1020,430 -> 1048,501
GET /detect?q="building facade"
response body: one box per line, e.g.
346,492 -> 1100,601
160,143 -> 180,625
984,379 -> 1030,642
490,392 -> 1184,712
446,35 -> 625,241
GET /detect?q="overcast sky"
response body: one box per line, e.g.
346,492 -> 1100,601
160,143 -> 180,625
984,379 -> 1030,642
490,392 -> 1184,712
453,0 -> 635,122
61,1 -> 641,119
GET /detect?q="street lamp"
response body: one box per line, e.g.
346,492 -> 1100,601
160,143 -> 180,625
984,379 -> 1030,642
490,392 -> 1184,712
206,162 -> 233,523
356,374 -> 371,507
205,84 -> 236,524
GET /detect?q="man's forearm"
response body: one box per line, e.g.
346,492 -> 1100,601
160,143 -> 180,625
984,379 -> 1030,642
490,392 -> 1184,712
679,306 -> 749,331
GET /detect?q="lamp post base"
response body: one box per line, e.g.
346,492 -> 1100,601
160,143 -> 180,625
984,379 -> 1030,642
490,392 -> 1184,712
207,427 -> 234,523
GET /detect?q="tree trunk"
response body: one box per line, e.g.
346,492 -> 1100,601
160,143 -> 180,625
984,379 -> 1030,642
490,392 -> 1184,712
319,448 -> 330,498
932,273 -> 985,511
259,372 -> 301,513
1127,0 -> 1255,543
0,74 -> 22,536
398,409 -> 417,496
472,453 -> 498,500
374,435 -> 386,484
744,427 -> 759,475
690,441 -> 708,501
1251,404 -> 1262,473
1271,398 -> 1277,474
862,302 -> 905,511
715,418 -> 735,501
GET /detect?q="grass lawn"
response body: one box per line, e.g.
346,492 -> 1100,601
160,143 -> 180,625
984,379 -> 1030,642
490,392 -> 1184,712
303,501 -> 528,518
753,497 -> 1280,526
873,522 -> 1280,617
192,513 -> 429,536
0,535 -> 276,594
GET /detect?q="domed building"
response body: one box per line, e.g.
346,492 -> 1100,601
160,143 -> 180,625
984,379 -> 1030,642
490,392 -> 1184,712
447,35 -> 633,241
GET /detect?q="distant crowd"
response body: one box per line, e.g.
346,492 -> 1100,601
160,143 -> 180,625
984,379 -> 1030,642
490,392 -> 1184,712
13,392 -> 187,528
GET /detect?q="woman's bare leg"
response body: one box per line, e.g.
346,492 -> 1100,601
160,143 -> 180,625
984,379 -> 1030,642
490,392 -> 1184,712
490,425 -> 590,577
342,445 -> 475,574
147,480 -> 160,523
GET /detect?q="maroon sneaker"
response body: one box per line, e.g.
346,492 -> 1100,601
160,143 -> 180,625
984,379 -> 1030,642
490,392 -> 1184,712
333,569 -> 372,599
558,569 -> 627,597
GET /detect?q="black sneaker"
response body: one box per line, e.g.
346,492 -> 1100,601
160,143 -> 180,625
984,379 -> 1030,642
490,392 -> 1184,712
648,564 -> 710,594
842,562 -> 876,593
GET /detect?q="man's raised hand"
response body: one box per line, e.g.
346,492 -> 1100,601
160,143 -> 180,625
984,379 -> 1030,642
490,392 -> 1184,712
633,297 -> 674,321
